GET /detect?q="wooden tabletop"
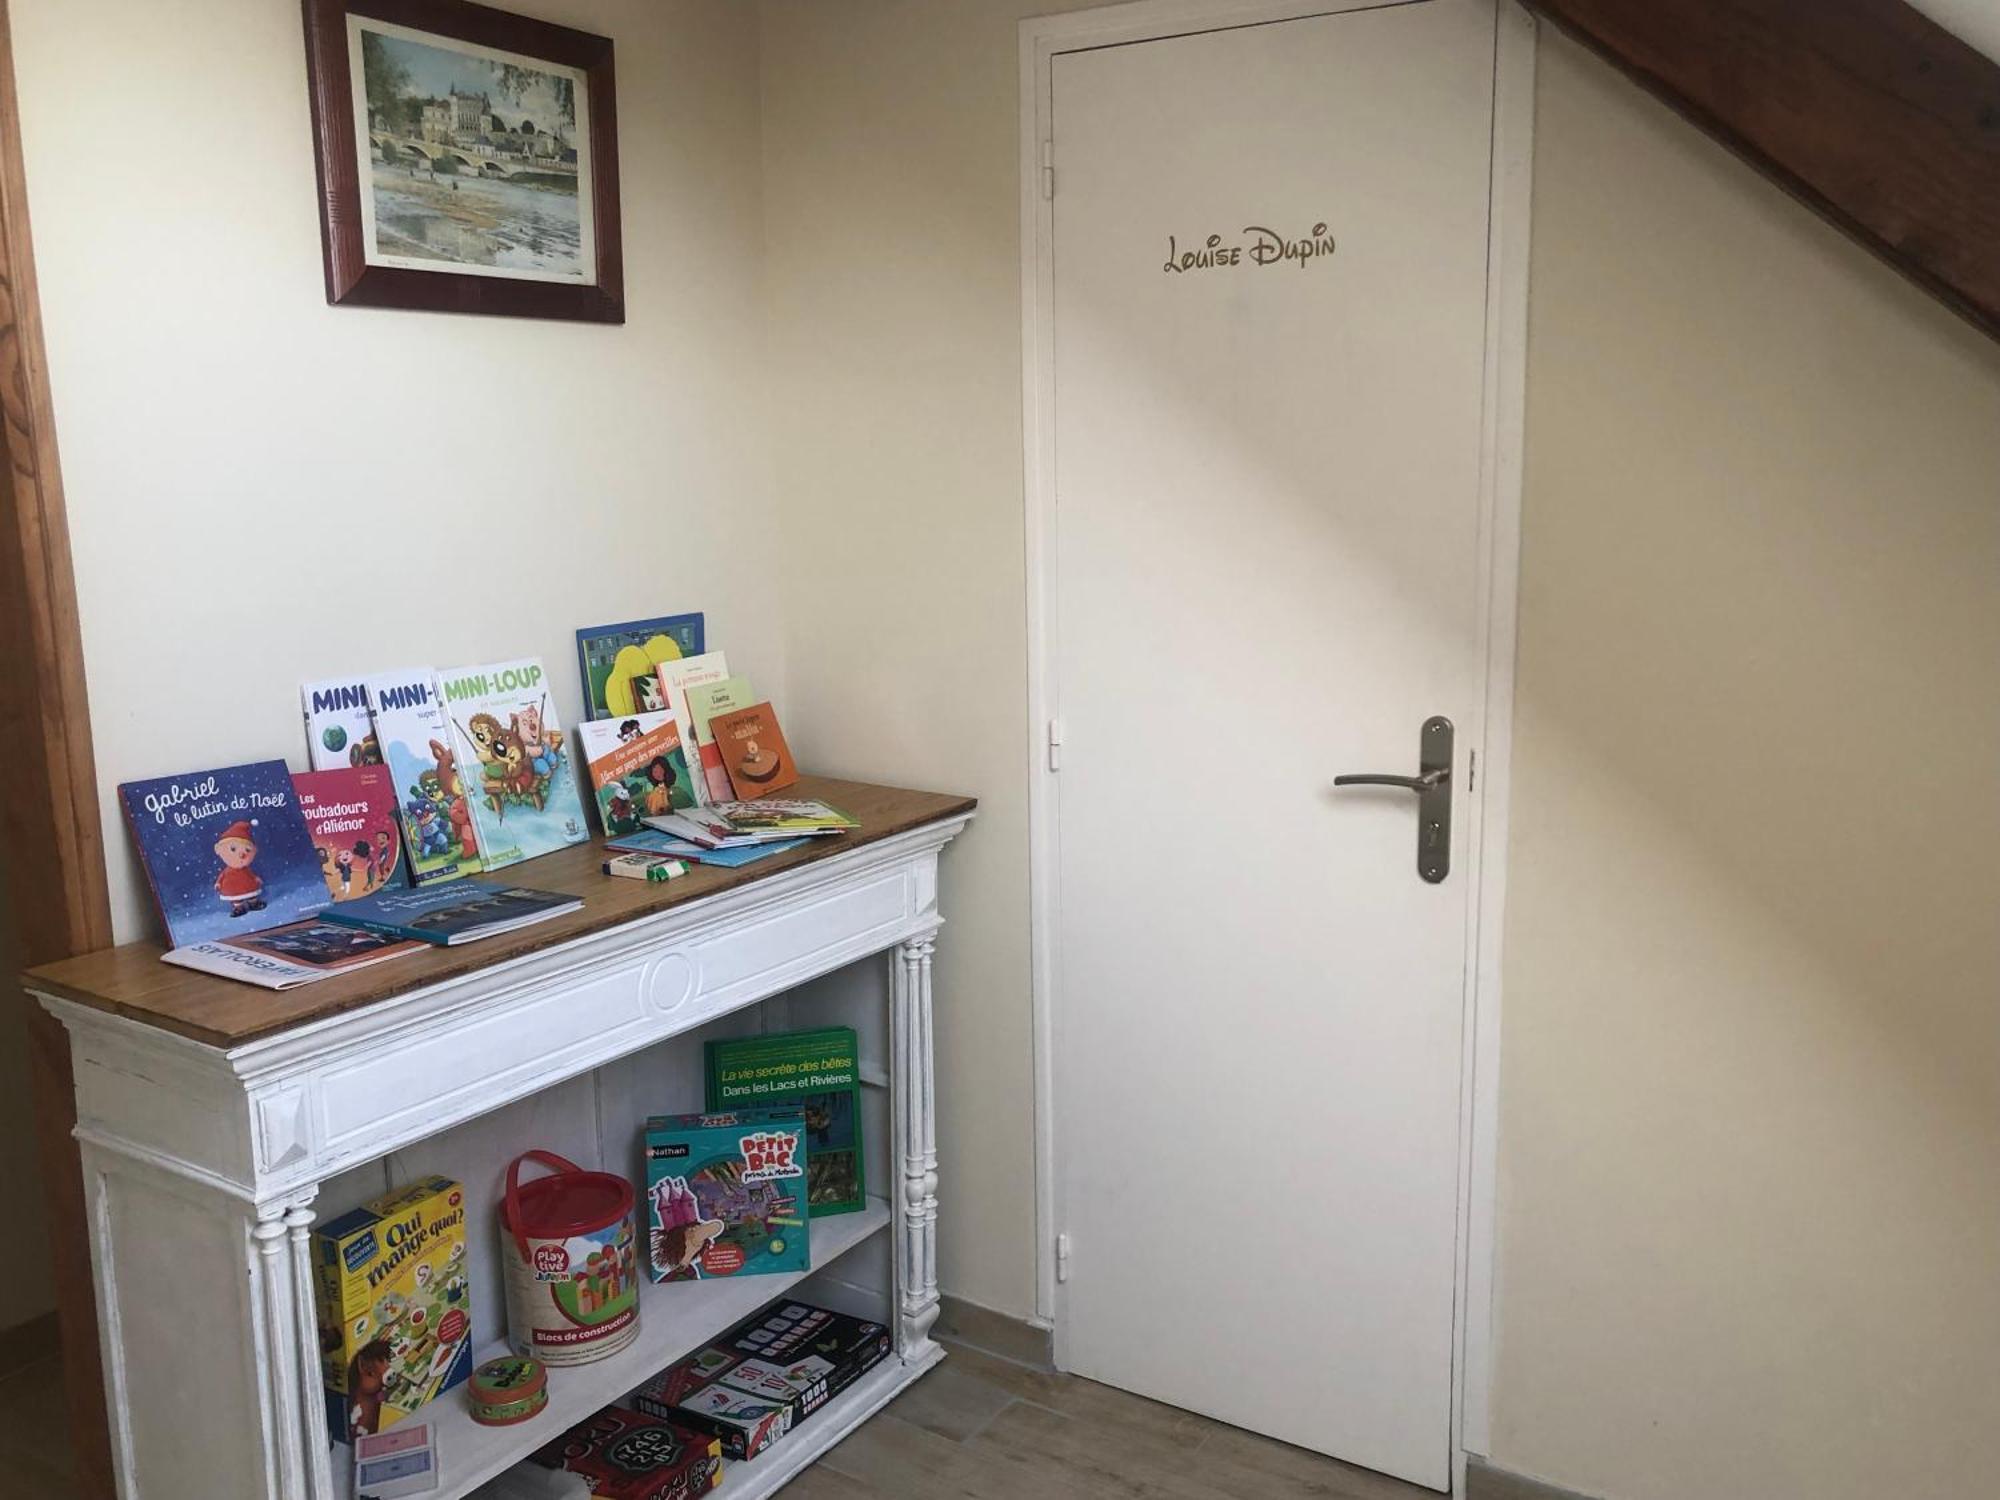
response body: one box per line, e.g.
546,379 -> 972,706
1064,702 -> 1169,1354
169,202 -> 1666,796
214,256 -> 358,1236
23,777 -> 976,1050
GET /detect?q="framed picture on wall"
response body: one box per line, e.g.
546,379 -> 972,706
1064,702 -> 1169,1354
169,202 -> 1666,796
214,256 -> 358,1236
302,0 -> 623,322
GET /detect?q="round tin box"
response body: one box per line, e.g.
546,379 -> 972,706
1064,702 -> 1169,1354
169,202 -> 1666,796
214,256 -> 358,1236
468,1355 -> 550,1427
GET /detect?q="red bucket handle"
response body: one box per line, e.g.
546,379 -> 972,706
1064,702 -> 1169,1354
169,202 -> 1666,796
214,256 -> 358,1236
504,1150 -> 585,1262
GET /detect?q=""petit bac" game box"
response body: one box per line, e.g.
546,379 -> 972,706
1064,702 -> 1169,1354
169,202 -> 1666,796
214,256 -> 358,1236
643,1108 -> 809,1282
631,1299 -> 892,1460
529,1405 -> 721,1500
313,1176 -> 473,1442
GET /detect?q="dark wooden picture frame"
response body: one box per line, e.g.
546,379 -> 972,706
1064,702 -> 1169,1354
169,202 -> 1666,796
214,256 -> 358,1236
302,0 -> 623,322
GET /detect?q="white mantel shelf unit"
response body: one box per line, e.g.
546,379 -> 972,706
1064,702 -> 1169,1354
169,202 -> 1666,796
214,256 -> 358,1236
24,777 -> 975,1500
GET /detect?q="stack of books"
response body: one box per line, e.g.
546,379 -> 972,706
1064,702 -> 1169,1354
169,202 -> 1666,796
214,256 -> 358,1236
645,800 -> 856,849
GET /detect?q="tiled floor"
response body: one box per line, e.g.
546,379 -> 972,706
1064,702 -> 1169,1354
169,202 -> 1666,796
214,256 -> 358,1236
798,1341 -> 1430,1500
3,1341 -> 1430,1499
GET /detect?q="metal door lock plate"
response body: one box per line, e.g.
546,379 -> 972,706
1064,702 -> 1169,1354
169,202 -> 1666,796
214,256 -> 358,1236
1333,716 -> 1453,884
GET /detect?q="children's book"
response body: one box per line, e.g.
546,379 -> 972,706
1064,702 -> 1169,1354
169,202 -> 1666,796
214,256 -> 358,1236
162,920 -> 422,990
437,658 -> 591,870
706,1028 -> 866,1216
118,761 -> 328,950
575,710 -> 696,837
575,612 -> 705,722
705,702 -> 799,798
682,677 -> 757,805
318,880 -> 582,946
292,766 -> 406,902
644,1108 -> 808,1282
603,829 -> 812,868
642,809 -> 831,850
710,800 -> 856,835
652,653 -> 731,803
300,677 -> 385,772
362,670 -> 482,886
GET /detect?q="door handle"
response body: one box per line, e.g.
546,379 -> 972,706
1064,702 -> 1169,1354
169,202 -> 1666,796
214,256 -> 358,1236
1333,716 -> 1453,884
1332,768 -> 1448,792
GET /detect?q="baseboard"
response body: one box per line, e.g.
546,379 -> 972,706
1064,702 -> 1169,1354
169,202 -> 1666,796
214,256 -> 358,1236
933,1293 -> 1054,1370
1465,1457 -> 1606,1500
0,1311 -> 60,1380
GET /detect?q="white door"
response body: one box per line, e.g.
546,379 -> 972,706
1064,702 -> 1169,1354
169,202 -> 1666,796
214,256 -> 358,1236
1049,3 -> 1498,1489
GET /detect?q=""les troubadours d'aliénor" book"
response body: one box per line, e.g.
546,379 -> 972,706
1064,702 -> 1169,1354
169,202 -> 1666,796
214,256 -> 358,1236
292,766 -> 406,902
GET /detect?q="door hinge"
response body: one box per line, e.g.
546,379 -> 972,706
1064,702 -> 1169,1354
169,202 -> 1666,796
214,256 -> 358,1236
1041,139 -> 1055,200
1469,749 -> 1477,794
1046,717 -> 1064,771
1055,1231 -> 1072,1283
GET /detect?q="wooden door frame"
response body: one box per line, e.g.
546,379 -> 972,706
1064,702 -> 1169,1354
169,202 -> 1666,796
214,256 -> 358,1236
0,2 -> 116,1497
1016,2 -> 1534,1490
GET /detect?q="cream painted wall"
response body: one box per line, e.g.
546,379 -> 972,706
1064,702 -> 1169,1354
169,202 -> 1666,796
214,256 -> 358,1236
757,0 -> 1100,1321
1490,32 -> 2000,1500
10,0 -> 781,947
755,3 -> 2000,1495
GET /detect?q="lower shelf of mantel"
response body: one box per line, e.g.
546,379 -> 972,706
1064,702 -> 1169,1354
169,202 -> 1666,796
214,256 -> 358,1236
340,1197 -> 904,1500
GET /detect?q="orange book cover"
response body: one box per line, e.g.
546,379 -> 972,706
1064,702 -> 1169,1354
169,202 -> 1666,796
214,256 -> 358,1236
708,701 -> 799,798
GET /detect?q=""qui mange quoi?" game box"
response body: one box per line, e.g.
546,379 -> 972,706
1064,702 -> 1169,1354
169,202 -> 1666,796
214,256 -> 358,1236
313,1175 -> 473,1442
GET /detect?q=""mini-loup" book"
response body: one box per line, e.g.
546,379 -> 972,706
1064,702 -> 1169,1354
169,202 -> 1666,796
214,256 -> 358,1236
299,676 -> 384,772
119,761 -> 329,949
362,669 -> 482,886
437,657 -> 591,870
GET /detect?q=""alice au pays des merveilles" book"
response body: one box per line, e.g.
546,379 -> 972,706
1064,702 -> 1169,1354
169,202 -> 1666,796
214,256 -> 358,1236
704,1027 -> 865,1217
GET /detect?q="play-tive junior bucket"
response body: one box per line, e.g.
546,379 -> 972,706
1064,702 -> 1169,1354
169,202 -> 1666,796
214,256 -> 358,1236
500,1151 -> 640,1366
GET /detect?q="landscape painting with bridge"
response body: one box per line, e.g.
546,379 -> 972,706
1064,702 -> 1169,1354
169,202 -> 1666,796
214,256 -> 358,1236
348,18 -> 595,284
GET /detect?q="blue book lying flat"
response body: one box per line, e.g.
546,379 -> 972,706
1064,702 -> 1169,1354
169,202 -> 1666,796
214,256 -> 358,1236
602,830 -> 812,867
317,879 -> 581,946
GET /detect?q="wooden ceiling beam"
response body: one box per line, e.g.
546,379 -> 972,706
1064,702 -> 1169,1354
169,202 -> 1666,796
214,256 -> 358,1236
1522,0 -> 2000,342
